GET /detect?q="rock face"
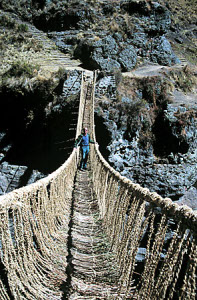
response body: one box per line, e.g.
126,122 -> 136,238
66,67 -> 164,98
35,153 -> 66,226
0,70 -> 81,194
0,162 -> 28,194
95,65 -> 197,204
73,35 -> 138,71
1,0 -> 196,68
41,0 -> 179,71
175,187 -> 197,213
70,0 -> 179,70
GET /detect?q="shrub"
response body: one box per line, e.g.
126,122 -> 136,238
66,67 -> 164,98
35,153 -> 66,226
169,66 -> 197,92
0,15 -> 16,28
5,61 -> 39,78
110,19 -> 121,33
57,67 -> 66,79
18,23 -> 28,32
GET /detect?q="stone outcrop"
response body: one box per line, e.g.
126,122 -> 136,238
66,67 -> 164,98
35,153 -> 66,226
43,0 -> 179,70
95,65 -> 197,204
0,67 -> 81,194
0,162 -> 28,194
175,186 -> 197,213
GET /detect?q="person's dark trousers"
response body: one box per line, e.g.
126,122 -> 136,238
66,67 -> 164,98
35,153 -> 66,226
80,146 -> 89,169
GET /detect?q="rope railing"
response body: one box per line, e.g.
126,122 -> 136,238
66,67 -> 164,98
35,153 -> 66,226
0,72 -> 86,299
90,71 -> 197,299
0,69 -> 196,299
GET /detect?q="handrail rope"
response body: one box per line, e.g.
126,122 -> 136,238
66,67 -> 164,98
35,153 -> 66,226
90,70 -> 197,298
0,151 -> 76,204
0,71 -> 87,300
75,71 -> 84,164
94,146 -> 197,231
77,71 -> 84,138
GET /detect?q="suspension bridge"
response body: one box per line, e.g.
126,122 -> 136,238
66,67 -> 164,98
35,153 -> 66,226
0,70 -> 196,300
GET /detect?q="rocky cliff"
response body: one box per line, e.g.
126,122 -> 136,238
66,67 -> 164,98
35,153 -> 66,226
94,65 -> 197,204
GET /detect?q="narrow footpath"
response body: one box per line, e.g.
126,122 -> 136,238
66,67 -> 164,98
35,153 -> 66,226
67,168 -> 121,299
60,73 -> 136,299
61,73 -> 125,299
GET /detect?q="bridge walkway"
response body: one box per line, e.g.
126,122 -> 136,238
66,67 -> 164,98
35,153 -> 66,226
67,169 -> 121,299
64,74 -> 134,299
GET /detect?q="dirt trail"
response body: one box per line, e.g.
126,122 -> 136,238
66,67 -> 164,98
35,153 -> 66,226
123,62 -> 197,107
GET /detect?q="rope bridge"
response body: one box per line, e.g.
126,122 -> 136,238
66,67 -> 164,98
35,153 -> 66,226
0,71 -> 196,299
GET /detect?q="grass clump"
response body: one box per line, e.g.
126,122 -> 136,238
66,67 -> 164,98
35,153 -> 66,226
169,66 -> 197,92
0,14 -> 16,28
17,23 -> 28,32
0,15 -> 28,32
4,61 -> 39,78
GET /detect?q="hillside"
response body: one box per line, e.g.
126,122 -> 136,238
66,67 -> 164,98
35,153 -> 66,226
158,0 -> 197,64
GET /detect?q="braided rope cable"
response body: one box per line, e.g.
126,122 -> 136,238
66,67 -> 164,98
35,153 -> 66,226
90,70 -> 197,298
150,222 -> 182,299
0,71 -> 86,299
0,278 -> 10,300
180,235 -> 197,300
137,214 -> 168,299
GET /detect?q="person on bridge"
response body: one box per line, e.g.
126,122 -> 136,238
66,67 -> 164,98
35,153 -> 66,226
74,127 -> 95,170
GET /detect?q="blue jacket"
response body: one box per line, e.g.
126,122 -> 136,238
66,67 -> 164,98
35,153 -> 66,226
74,133 -> 95,148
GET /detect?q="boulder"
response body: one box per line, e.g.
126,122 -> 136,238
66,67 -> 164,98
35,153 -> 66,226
150,36 -> 180,65
118,45 -> 137,71
175,187 -> 197,212
0,162 -> 28,195
74,36 -> 137,71
0,174 -> 9,194
27,170 -> 45,185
